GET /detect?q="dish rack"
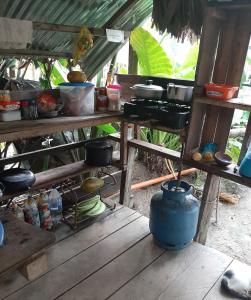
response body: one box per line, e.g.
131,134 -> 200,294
60,171 -> 117,229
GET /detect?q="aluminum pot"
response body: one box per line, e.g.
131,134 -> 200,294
166,83 -> 193,102
130,80 -> 164,100
0,168 -> 36,192
85,141 -> 113,166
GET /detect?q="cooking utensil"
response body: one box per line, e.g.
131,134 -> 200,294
214,151 -> 232,166
0,168 -> 36,192
85,141 -> 113,166
166,83 -> 193,102
130,80 -> 164,100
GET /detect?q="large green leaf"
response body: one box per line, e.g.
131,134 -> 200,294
96,124 -> 117,134
173,43 -> 199,80
130,27 -> 172,76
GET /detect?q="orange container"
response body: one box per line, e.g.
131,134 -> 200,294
204,83 -> 239,100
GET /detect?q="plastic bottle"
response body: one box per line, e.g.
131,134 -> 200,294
48,188 -> 63,226
23,196 -> 40,227
37,193 -> 53,230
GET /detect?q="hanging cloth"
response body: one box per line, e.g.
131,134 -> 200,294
0,17 -> 32,49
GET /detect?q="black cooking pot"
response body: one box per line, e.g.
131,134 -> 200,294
85,141 -> 113,166
0,168 -> 36,193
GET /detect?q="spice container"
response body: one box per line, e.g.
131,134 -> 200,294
0,110 -> 21,121
96,88 -> 108,111
21,100 -> 38,120
107,84 -> 122,111
0,90 -> 10,102
0,101 -> 20,111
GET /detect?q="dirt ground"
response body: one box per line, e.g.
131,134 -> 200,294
124,160 -> 251,266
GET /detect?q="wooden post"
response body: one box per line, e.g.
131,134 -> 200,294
119,121 -> 128,205
195,174 -> 220,244
185,7 -> 221,158
119,123 -> 140,206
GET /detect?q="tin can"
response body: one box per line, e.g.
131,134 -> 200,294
96,88 -> 108,112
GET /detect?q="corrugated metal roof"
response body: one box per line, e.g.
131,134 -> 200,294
1,0 -> 153,78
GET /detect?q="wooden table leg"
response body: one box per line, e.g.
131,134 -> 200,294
119,123 -> 140,206
195,174 -> 220,245
119,146 -> 136,207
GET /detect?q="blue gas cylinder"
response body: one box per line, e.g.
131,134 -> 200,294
149,180 -> 200,250
0,220 -> 4,246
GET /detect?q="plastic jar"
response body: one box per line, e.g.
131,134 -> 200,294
59,82 -> 95,116
106,84 -> 122,111
96,88 -> 108,112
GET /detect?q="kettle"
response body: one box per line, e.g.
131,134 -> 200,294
239,141 -> 251,178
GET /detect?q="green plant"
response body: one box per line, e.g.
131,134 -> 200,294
226,138 -> 242,163
130,27 -> 199,80
130,28 -> 173,76
141,128 -> 181,150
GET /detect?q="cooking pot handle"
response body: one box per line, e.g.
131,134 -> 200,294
146,80 -> 153,85
167,83 -> 175,94
0,182 -> 5,193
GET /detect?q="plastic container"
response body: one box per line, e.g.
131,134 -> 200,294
0,101 -> 20,111
21,100 -> 38,120
204,83 -> 239,100
0,110 -> 21,121
239,140 -> 251,178
106,84 -> 121,111
59,82 -> 95,116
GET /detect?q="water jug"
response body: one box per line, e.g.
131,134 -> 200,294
239,141 -> 251,178
149,180 -> 200,250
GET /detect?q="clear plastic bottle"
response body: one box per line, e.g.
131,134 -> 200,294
24,196 -> 40,227
48,188 -> 63,226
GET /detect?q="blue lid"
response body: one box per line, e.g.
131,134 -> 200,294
59,82 -> 95,87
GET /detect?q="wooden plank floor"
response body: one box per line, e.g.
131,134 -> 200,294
0,206 -> 250,300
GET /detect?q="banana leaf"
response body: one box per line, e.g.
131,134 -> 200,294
130,27 -> 172,76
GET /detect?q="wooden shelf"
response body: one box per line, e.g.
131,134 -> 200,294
0,212 -> 55,278
124,119 -> 187,136
0,112 -> 122,142
185,159 -> 251,188
0,159 -> 121,202
194,96 -> 251,111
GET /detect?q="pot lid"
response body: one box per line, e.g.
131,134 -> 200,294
133,80 -> 163,91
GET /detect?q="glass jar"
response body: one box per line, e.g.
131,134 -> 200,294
96,88 -> 108,112
21,99 -> 38,120
107,84 -> 122,111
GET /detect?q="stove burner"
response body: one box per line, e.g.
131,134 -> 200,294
124,97 -> 191,129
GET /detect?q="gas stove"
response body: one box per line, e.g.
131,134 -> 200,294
123,98 -> 191,129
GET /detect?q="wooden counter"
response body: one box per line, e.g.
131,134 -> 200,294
0,112 -> 122,142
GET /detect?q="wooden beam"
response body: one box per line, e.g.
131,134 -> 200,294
0,49 -> 72,58
195,174 -> 219,244
128,139 -> 180,161
32,22 -> 130,38
0,135 -> 114,167
0,113 -> 122,142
